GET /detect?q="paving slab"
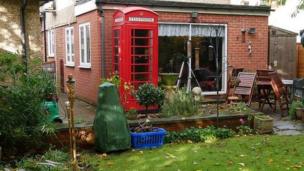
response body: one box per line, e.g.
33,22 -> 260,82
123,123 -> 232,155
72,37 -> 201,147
251,102 -> 304,135
58,93 -> 96,124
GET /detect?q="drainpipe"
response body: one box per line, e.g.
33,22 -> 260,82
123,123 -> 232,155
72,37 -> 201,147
20,0 -> 28,73
43,12 -> 47,62
96,1 -> 106,78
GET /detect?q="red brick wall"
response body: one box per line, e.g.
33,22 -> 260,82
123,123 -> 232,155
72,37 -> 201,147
54,11 -> 102,104
103,10 -> 268,73
51,8 -> 269,104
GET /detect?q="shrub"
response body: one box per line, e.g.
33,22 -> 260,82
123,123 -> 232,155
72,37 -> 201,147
135,83 -> 165,112
236,125 -> 254,135
161,89 -> 199,117
0,52 -> 56,158
289,100 -> 304,120
165,126 -> 235,143
16,149 -> 70,171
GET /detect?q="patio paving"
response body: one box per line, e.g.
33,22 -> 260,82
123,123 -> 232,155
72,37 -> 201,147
57,94 -> 304,135
58,93 -> 96,125
250,102 -> 304,135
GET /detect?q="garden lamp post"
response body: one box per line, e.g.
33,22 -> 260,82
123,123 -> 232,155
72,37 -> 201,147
66,75 -> 77,171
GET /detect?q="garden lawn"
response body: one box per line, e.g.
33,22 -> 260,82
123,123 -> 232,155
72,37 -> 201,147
82,135 -> 304,171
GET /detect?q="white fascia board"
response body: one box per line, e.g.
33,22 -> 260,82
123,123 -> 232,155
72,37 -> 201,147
75,0 -> 97,16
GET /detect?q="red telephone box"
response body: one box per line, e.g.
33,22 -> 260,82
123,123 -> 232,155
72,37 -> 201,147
112,7 -> 159,111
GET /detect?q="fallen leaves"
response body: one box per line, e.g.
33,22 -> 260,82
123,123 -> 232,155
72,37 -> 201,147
165,153 -> 176,159
238,163 -> 246,167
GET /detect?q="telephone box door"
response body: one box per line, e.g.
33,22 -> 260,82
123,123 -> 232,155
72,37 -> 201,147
113,7 -> 158,111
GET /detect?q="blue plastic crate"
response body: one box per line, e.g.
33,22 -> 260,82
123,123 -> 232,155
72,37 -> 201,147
131,128 -> 166,149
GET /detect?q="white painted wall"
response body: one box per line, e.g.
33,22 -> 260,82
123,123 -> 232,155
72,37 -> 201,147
74,0 -> 97,16
56,0 -> 75,11
41,0 -> 76,29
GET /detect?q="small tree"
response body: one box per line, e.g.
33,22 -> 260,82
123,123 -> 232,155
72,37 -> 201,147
135,83 -> 165,113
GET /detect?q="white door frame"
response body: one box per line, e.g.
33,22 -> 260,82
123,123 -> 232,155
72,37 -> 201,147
159,22 -> 228,95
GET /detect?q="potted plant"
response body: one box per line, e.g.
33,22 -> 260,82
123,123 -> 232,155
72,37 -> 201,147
130,119 -> 166,149
159,53 -> 185,87
254,115 -> 273,134
135,83 -> 165,113
296,106 -> 304,121
289,100 -> 304,120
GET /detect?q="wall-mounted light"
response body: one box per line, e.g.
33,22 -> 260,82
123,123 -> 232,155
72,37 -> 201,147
247,28 -> 256,34
191,12 -> 198,18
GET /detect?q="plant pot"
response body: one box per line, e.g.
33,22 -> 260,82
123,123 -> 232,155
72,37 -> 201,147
254,115 -> 273,134
130,128 -> 166,149
248,112 -> 264,129
159,73 -> 179,86
296,108 -> 304,120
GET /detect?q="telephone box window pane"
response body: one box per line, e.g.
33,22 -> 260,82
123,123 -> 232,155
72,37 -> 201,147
114,65 -> 119,72
114,55 -> 119,63
134,47 -> 148,55
114,48 -> 119,55
132,38 -> 149,46
132,73 -> 149,81
113,29 -> 120,73
114,39 -> 119,46
114,30 -> 120,37
131,65 -> 150,72
133,56 -> 149,64
133,29 -> 148,37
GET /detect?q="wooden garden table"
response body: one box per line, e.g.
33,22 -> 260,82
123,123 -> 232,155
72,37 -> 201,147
256,80 -> 276,111
256,70 -> 276,111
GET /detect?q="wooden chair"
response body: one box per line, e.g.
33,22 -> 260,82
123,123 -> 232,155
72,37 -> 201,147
270,72 -> 289,115
227,72 -> 256,106
226,67 -> 243,102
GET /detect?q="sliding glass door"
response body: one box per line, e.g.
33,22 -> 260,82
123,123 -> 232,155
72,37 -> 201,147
158,23 -> 227,94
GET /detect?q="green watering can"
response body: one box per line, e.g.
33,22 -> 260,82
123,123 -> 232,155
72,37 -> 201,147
43,100 -> 62,123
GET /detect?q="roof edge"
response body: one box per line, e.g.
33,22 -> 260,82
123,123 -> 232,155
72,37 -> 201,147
269,25 -> 298,36
96,0 -> 271,13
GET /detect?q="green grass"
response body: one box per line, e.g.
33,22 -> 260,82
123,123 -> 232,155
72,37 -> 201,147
82,135 -> 304,171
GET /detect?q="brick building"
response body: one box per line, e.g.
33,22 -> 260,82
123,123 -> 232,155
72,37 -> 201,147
41,0 -> 271,105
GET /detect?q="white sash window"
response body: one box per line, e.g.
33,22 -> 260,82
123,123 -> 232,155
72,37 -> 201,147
79,23 -> 91,68
65,27 -> 74,66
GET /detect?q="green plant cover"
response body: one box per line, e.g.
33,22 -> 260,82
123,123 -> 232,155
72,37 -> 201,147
42,100 -> 60,122
93,83 -> 131,152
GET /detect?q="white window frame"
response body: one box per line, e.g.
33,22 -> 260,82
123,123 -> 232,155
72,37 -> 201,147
47,30 -> 55,57
79,23 -> 91,68
159,22 -> 228,95
65,27 -> 75,66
